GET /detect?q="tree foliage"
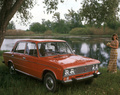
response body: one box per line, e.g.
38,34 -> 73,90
7,21 -> 16,29
29,22 -> 46,33
65,9 -> 83,29
52,12 -> 61,22
0,0 -> 36,29
42,19 -> 53,30
80,0 -> 120,27
43,0 -> 64,13
0,0 -> 36,49
16,0 -> 36,24
52,12 -> 70,33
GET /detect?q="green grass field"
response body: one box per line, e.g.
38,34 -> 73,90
0,55 -> 120,95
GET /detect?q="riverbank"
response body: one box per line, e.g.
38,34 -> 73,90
5,34 -> 112,39
0,54 -> 120,95
5,29 -> 119,38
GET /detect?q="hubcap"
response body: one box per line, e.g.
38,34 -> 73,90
10,64 -> 15,74
11,66 -> 14,70
46,77 -> 54,90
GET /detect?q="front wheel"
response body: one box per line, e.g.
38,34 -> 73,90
44,72 -> 58,92
8,63 -> 16,74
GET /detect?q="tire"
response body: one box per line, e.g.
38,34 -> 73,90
44,72 -> 58,92
8,63 -> 16,74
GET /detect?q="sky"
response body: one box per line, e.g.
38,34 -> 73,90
12,0 -> 83,30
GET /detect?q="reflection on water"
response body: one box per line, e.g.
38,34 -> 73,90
1,39 -> 21,51
1,37 -> 120,69
81,43 -> 90,54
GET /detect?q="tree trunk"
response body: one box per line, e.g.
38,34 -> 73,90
0,30 -> 5,50
0,0 -> 25,50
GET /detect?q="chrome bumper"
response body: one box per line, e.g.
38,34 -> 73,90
63,72 -> 101,83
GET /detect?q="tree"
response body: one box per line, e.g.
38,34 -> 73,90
102,0 -> 120,29
7,21 -> 16,29
0,0 -> 35,50
42,19 -> 53,31
52,12 -> 61,23
0,0 -> 75,50
52,12 -> 70,33
43,0 -> 64,13
65,9 -> 83,29
29,22 -> 46,33
80,0 -> 119,27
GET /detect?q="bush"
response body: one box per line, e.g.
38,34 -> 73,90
115,28 -> 120,35
90,27 -> 114,35
5,29 -> 35,36
44,30 -> 53,35
69,28 -> 89,35
69,27 -> 115,35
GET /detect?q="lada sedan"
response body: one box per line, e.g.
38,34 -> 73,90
3,39 -> 100,92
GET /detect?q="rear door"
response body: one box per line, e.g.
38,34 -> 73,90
12,42 -> 26,71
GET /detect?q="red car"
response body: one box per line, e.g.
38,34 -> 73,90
3,39 -> 100,92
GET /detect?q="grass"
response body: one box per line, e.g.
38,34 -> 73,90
0,54 -> 120,95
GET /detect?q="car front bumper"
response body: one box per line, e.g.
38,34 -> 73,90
63,72 -> 101,83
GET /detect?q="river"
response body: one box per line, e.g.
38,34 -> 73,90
1,37 -> 120,69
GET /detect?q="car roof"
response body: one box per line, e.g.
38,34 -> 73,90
16,39 -> 66,43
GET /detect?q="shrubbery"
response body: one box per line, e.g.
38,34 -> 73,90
44,30 -> 53,35
69,28 -> 89,35
88,27 -> 114,35
5,27 -> 120,36
5,29 -> 34,36
69,27 -> 120,35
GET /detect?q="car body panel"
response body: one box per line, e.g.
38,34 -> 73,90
3,39 -> 100,82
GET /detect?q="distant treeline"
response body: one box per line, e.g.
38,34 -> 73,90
6,26 -> 120,36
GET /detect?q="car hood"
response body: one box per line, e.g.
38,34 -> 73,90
46,54 -> 100,69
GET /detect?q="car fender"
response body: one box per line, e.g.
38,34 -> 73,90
42,68 -> 60,80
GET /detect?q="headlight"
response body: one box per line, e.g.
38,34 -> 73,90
96,64 -> 98,70
92,64 -> 99,71
64,68 -> 75,76
92,65 -> 95,71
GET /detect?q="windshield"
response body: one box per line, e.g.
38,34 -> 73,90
38,42 -> 73,57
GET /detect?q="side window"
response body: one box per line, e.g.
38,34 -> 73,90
14,42 -> 26,54
25,42 -> 37,57
46,43 -> 55,51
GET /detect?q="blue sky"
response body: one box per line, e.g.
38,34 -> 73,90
12,0 -> 83,30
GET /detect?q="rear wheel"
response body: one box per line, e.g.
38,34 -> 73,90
44,72 -> 58,92
8,63 -> 16,74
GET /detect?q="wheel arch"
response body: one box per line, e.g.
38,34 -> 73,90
7,60 -> 13,66
42,69 -> 57,80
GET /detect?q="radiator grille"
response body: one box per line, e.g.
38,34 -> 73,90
75,65 -> 93,74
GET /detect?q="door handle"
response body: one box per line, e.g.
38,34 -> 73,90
23,57 -> 26,60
